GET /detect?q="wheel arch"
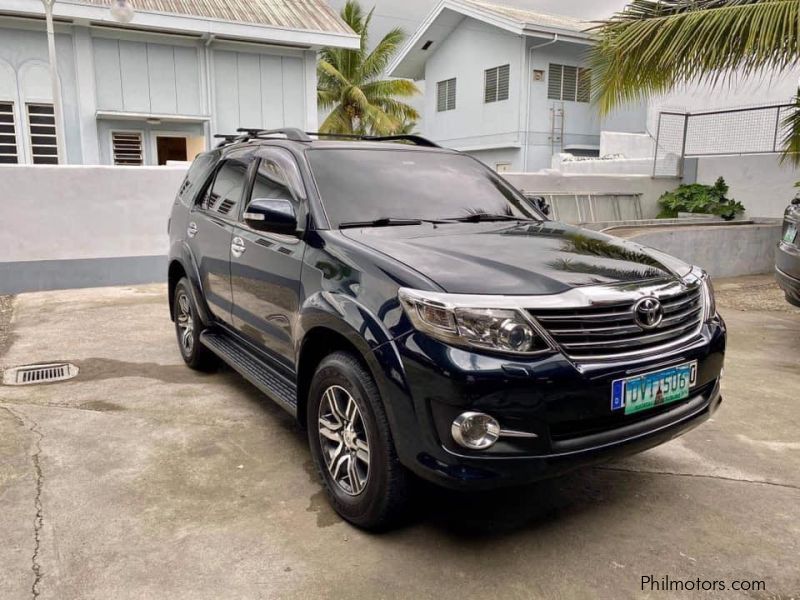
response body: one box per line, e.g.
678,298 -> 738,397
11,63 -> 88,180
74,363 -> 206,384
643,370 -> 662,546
167,242 -> 211,326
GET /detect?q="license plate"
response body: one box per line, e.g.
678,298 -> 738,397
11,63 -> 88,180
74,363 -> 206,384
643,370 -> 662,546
784,223 -> 798,245
611,361 -> 697,415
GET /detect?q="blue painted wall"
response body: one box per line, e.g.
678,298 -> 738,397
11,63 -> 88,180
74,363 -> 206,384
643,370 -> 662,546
0,17 -> 315,165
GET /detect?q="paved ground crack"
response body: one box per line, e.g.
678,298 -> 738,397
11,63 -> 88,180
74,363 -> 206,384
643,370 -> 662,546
1,405 -> 45,599
596,465 -> 800,491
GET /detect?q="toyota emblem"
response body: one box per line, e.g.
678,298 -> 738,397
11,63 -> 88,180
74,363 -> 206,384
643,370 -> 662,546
633,297 -> 664,330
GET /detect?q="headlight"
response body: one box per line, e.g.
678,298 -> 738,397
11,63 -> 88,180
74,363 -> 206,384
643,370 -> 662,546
398,288 -> 553,355
700,271 -> 716,321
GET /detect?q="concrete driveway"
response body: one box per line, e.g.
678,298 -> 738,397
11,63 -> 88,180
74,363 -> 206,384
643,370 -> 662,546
1,277 -> 798,599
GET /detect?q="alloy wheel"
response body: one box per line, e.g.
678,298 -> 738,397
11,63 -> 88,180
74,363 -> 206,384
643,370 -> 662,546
176,292 -> 194,354
318,385 -> 371,496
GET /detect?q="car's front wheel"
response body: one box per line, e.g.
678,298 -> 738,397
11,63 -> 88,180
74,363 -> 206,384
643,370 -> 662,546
307,351 -> 409,530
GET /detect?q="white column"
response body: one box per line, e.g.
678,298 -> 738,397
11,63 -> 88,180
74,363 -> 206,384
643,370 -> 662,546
42,0 -> 68,163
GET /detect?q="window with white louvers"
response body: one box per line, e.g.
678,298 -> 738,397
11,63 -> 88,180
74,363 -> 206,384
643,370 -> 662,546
547,64 -> 591,103
484,64 -> 510,103
0,101 -> 18,164
111,131 -> 144,165
26,103 -> 59,164
436,78 -> 456,112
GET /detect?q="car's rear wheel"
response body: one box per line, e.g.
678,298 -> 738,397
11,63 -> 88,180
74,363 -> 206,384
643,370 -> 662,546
173,277 -> 216,371
307,351 -> 409,530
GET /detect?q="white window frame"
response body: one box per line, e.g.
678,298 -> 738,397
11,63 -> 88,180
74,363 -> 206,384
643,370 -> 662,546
150,131 -> 191,166
24,101 -> 60,165
547,63 -> 591,104
436,78 -> 457,112
0,99 -> 20,165
484,64 -> 510,104
109,129 -> 146,166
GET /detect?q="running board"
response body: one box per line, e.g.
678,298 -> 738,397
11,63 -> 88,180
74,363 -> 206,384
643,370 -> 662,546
200,331 -> 298,416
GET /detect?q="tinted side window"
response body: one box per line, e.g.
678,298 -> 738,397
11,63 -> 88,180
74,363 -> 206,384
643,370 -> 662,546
177,152 -> 217,207
201,159 -> 249,217
249,159 -> 296,205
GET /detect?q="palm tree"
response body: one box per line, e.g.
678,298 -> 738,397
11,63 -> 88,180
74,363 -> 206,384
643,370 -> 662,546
318,0 -> 420,135
589,0 -> 800,162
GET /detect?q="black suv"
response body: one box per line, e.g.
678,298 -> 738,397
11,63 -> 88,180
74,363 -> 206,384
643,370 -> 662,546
168,128 -> 726,529
776,193 -> 800,306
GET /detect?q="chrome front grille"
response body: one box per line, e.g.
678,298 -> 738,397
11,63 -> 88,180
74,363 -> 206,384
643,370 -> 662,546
528,285 -> 704,360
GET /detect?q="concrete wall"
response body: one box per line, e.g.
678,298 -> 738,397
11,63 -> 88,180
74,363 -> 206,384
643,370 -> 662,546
614,222 -> 783,278
552,155 -> 654,175
600,131 -> 655,159
0,164 -> 187,293
694,154 -> 799,219
504,172 -> 679,218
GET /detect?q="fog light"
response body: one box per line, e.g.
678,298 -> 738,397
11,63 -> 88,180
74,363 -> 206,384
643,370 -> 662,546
451,412 -> 500,450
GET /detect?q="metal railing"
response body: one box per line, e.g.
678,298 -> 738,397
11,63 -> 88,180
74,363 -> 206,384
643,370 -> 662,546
653,102 -> 794,177
525,192 -> 644,224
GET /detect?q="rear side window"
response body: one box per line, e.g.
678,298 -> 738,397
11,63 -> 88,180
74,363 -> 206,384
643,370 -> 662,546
200,159 -> 249,217
177,152 -> 217,207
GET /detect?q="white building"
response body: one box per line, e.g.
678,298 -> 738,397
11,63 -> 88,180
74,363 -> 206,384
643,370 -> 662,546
0,0 -> 358,166
387,0 -> 646,172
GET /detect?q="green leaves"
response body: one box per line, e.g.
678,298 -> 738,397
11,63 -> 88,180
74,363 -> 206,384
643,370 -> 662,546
317,0 -> 421,135
590,0 -> 800,164
657,177 -> 745,220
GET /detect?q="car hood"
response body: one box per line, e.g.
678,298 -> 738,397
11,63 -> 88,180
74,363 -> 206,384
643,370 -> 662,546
340,221 -> 691,295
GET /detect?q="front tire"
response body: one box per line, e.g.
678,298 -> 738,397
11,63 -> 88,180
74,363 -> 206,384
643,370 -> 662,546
173,277 -> 216,371
307,351 -> 409,530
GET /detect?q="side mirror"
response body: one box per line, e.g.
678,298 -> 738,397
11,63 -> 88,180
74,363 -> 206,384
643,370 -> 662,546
243,198 -> 297,234
529,195 -> 551,216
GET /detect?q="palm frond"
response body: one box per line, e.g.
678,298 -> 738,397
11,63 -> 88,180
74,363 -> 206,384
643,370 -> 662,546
591,0 -> 800,115
780,92 -> 800,165
358,27 -> 407,82
320,105 -> 353,134
372,97 -> 420,123
361,78 -> 420,99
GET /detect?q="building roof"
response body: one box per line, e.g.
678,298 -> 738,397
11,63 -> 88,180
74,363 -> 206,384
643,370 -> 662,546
388,0 -> 592,80
75,0 -> 354,35
0,0 -> 359,49
459,0 -> 587,33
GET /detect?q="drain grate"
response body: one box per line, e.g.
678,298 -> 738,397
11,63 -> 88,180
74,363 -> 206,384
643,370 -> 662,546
2,362 -> 79,386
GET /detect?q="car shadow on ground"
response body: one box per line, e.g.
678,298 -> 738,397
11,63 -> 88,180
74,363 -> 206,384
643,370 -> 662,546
216,362 -> 653,537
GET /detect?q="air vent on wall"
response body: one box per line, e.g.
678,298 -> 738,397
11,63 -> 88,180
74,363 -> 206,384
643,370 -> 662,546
112,131 -> 144,165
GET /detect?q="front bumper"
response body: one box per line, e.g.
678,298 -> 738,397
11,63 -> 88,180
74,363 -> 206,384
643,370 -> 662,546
376,318 -> 726,490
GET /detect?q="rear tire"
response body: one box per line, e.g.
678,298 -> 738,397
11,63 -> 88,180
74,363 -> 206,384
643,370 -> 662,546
173,277 -> 216,371
307,351 -> 409,530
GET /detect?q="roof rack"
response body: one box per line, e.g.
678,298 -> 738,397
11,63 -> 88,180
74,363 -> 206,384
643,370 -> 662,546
213,128 -> 440,149
236,127 -> 312,142
306,132 -> 440,148
213,133 -> 247,148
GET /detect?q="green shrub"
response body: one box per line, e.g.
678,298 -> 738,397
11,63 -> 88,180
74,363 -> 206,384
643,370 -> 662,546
657,177 -> 745,221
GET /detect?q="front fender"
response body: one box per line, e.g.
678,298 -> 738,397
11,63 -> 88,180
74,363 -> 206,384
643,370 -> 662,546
297,292 -> 420,462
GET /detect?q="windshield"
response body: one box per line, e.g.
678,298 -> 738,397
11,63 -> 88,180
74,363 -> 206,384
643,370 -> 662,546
307,148 -> 542,228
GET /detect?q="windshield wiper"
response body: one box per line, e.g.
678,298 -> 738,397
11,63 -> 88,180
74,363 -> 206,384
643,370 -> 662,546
339,217 -> 426,229
442,213 -> 536,223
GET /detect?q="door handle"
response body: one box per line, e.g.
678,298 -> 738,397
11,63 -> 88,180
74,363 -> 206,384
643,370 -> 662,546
231,236 -> 246,258
187,221 -> 198,238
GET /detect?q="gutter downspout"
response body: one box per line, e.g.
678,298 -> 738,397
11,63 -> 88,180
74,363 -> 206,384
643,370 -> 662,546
203,33 -> 216,150
523,34 -> 558,172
